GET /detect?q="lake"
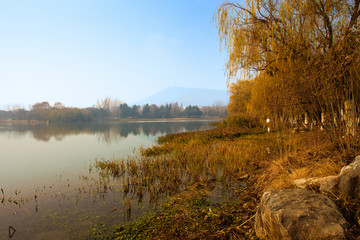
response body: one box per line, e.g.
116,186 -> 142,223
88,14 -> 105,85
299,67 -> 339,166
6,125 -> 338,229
0,120 -> 215,240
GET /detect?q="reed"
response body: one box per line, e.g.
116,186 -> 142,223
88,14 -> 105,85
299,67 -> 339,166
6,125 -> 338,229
92,127 -> 300,204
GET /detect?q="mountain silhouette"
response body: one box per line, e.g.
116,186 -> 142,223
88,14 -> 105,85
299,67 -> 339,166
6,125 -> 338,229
132,87 -> 229,106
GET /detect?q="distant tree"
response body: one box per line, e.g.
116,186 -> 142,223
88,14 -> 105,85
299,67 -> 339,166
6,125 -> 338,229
96,98 -> 123,117
170,102 -> 181,118
149,104 -> 159,118
201,103 -> 228,117
53,102 -> 65,109
182,105 -> 203,118
0,110 -> 9,119
119,103 -> 130,118
31,102 -> 51,110
12,109 -> 28,120
159,104 -> 171,118
96,98 -> 111,109
47,108 -> 92,123
29,102 -> 51,121
142,104 -> 151,118
87,107 -> 110,119
130,105 -> 140,118
5,104 -> 25,112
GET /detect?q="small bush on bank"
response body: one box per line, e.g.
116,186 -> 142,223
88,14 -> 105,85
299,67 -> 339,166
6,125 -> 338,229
222,113 -> 262,129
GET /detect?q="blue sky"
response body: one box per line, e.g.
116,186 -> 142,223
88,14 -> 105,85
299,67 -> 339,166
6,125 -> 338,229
0,0 -> 230,109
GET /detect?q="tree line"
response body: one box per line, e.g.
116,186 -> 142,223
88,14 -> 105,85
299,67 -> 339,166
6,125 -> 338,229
216,0 -> 360,146
0,100 -> 227,123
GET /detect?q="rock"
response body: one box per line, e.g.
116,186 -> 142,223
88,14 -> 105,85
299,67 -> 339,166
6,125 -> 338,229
316,175 -> 339,192
293,155 -> 360,197
292,175 -> 338,192
338,156 -> 360,198
255,189 -> 348,240
292,178 -> 309,189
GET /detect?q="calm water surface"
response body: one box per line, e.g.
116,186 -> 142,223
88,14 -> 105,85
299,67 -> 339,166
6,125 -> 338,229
0,120 -> 214,240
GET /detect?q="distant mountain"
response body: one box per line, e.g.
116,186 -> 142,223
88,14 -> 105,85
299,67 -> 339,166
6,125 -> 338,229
132,87 -> 229,107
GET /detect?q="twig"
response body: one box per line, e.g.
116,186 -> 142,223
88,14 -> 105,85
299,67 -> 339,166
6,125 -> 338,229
238,214 -> 256,228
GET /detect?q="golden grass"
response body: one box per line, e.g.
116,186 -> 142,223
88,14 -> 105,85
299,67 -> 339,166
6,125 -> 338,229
262,130 -> 356,190
90,126 -> 360,239
92,127 -> 358,205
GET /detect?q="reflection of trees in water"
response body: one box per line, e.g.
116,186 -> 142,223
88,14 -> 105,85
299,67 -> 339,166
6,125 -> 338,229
0,121 -> 214,143
96,126 -> 124,144
140,121 -> 211,137
0,126 -> 32,139
31,124 -> 98,142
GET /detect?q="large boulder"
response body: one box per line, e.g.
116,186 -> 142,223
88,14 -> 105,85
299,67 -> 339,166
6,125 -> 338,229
338,155 -> 360,198
255,189 -> 348,240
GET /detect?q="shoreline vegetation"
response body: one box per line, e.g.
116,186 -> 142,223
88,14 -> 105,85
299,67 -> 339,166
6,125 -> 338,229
0,117 -> 223,126
0,119 -> 45,125
0,100 -> 227,125
89,116 -> 360,239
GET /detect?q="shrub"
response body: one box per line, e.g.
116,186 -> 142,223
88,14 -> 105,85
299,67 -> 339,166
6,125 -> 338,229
222,113 -> 261,128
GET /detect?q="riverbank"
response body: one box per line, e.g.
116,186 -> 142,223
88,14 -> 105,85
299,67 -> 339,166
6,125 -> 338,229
0,117 -> 222,126
91,126 -> 360,239
0,119 -> 45,125
105,117 -> 223,124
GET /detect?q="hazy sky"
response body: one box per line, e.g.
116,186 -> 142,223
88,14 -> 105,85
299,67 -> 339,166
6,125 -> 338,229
0,0 -> 231,109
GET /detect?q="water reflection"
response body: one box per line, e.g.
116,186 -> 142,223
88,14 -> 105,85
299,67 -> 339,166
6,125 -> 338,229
0,120 -> 213,143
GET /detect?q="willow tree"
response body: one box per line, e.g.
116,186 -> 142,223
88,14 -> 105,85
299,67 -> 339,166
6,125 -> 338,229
215,0 -> 360,138
228,80 -> 254,114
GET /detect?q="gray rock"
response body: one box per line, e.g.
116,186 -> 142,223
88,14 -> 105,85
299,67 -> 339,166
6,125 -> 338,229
338,156 -> 360,198
293,155 -> 360,197
317,175 -> 339,192
292,175 -> 339,192
255,189 -> 348,240
292,178 -> 309,189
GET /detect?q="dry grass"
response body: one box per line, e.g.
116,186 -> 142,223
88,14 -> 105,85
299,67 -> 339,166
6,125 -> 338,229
261,130 -> 359,190
90,126 -> 360,239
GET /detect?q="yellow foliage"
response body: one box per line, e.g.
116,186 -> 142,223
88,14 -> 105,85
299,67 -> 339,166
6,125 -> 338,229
227,80 -> 253,114
215,0 -> 360,140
